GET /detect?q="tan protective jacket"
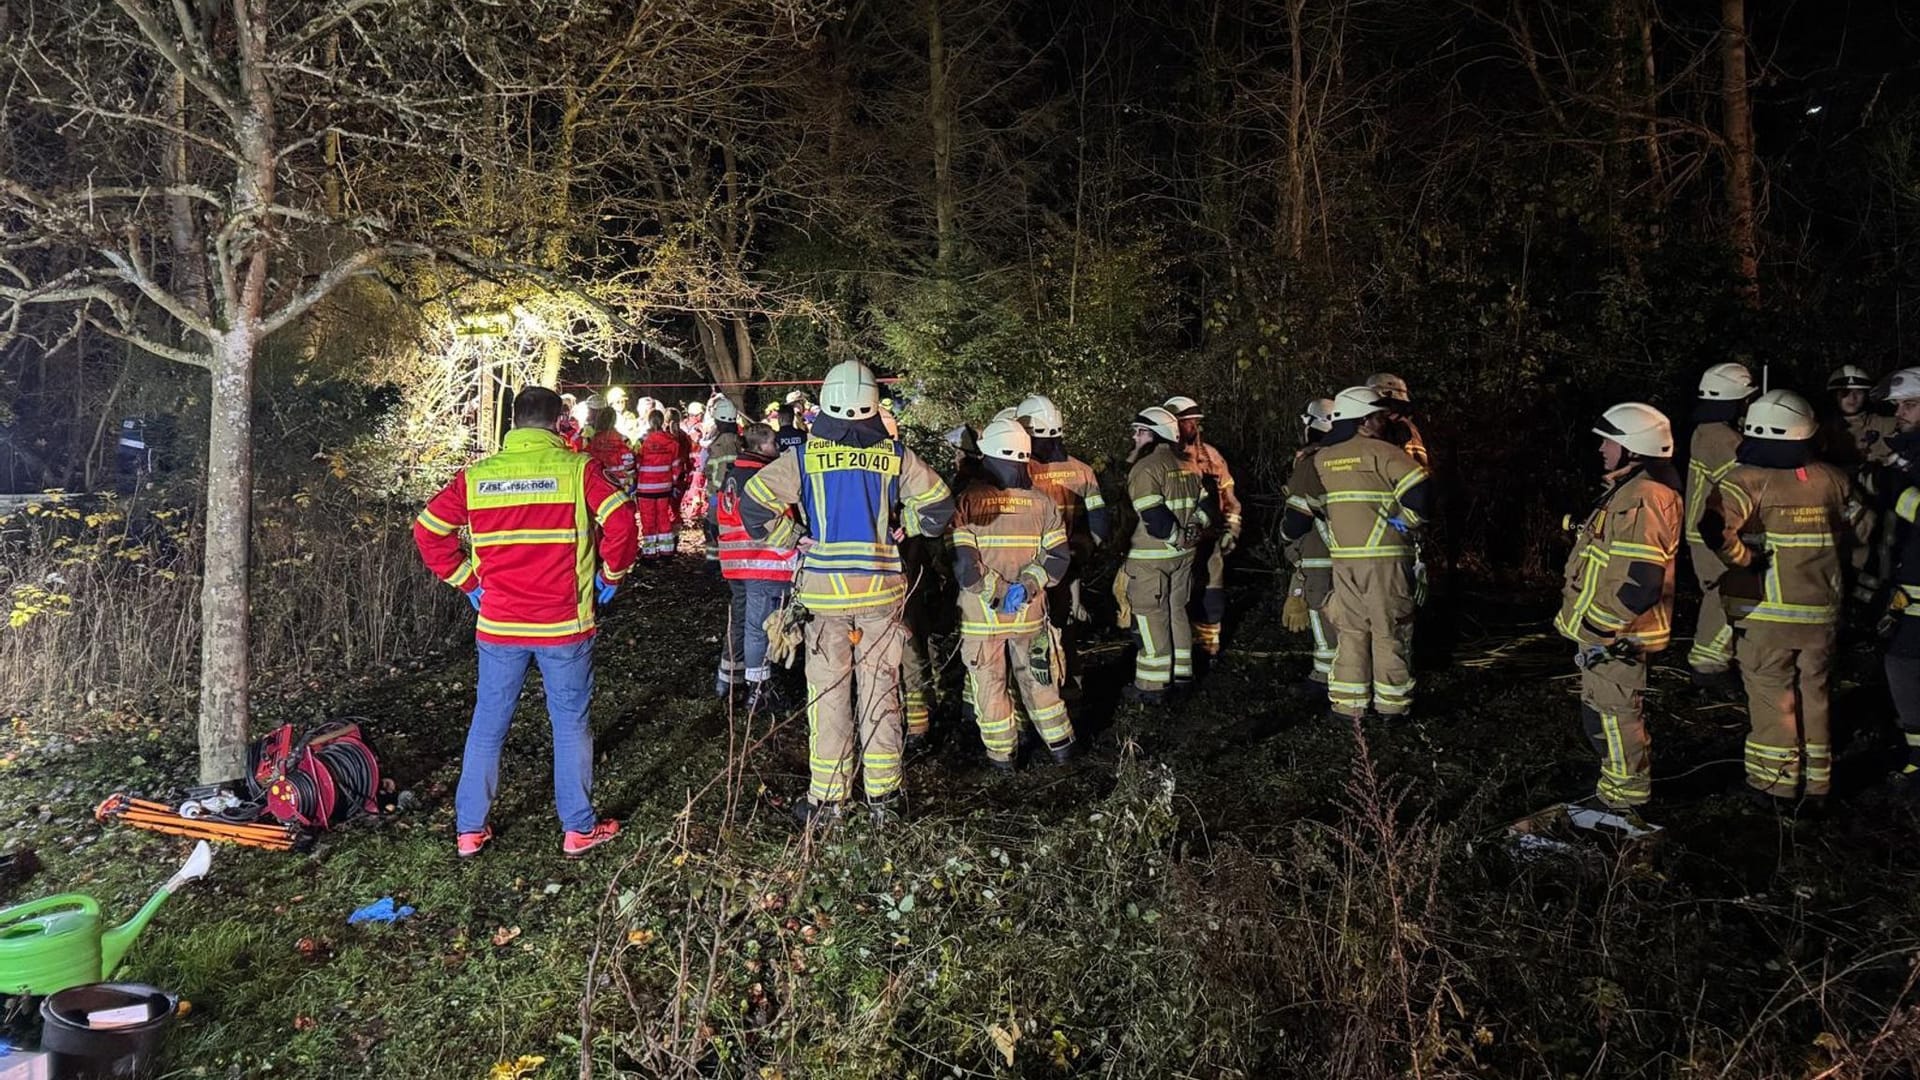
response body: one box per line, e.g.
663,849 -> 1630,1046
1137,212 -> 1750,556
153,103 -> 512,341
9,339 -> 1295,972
1126,444 -> 1209,561
1704,461 -> 1857,647
1684,422 -> 1742,552
1287,434 -> 1428,562
952,484 -> 1068,637
1029,456 -> 1105,544
1181,440 -> 1242,535
1555,467 -> 1682,651
1284,444 -> 1334,603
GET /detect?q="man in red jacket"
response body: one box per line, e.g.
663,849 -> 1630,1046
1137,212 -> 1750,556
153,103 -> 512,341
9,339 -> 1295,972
635,408 -> 684,559
413,387 -> 638,859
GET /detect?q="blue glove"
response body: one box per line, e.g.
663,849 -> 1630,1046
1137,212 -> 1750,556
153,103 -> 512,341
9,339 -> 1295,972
1573,643 -> 1609,671
1385,515 -> 1411,535
347,896 -> 415,925
466,587 -> 484,611
1000,582 -> 1028,614
595,573 -> 617,605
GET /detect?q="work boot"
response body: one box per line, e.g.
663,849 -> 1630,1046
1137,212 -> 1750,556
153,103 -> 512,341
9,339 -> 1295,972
986,755 -> 1017,774
790,798 -> 842,830
562,818 -> 622,859
867,793 -> 903,827
1122,684 -> 1167,707
1048,739 -> 1082,765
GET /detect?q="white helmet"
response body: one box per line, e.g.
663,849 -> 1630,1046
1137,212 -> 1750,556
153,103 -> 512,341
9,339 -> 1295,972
978,416 -> 1032,462
1880,367 -> 1920,403
1163,395 -> 1203,420
1697,362 -> 1755,401
1016,394 -> 1064,438
1329,385 -> 1388,422
709,397 -> 739,423
685,400 -> 705,417
1302,398 -> 1335,434
1593,402 -> 1673,459
1827,365 -> 1873,391
785,389 -> 810,406
1132,406 -> 1180,443
819,360 -> 880,419
1366,373 -> 1410,402
1742,390 -> 1819,441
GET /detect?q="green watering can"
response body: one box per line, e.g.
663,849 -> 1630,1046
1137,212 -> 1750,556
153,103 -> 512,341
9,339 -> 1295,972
0,841 -> 213,996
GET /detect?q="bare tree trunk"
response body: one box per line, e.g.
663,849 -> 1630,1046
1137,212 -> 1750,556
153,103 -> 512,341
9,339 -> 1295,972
927,0 -> 955,271
1639,2 -> 1664,200
1720,0 -> 1759,306
730,316 -> 754,385
166,71 -> 207,316
1282,0 -> 1307,260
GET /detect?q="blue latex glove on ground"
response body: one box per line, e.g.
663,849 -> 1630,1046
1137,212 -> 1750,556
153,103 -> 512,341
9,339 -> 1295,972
595,573 -> 617,605
348,897 -> 415,925
466,587 -> 484,611
1000,582 -> 1028,614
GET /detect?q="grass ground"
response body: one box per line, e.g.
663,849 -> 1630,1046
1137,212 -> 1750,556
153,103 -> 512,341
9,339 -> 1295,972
5,549 -> 1920,1078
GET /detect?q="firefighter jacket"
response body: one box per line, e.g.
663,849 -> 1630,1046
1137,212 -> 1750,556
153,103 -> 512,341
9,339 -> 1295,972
1554,462 -> 1682,651
1125,443 -> 1211,560
1702,454 -> 1859,647
1886,449 -> 1920,657
740,415 -> 954,613
414,428 -> 638,646
1685,420 -> 1742,552
635,430 -> 683,497
587,428 -> 636,491
1386,416 -> 1430,470
1028,443 -> 1109,550
1181,439 -> 1242,536
1823,411 -> 1899,469
703,427 -> 741,492
1278,431 -> 1432,562
951,472 -> 1070,637
715,453 -> 798,583
1283,444 -> 1334,602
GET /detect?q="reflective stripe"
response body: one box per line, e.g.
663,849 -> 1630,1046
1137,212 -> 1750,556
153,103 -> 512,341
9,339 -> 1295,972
1898,488 -> 1920,524
416,508 -> 458,536
471,528 -> 577,548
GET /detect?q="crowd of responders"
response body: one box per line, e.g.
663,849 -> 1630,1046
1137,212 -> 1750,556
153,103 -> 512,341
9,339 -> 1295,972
410,360 -> 1920,853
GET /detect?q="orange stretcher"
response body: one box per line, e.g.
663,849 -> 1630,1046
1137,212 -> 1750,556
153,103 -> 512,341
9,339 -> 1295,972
95,794 -> 300,851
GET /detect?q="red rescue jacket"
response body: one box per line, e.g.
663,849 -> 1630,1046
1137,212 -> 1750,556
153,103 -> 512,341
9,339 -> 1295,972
414,429 -> 638,646
716,454 -> 798,582
587,428 -> 636,491
636,430 -> 683,497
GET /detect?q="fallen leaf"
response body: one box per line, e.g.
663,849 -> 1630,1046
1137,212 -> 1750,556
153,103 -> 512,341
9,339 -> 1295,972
293,1015 -> 317,1032
491,925 -> 522,947
626,928 -> 656,947
487,1054 -> 547,1080
988,1020 -> 1021,1066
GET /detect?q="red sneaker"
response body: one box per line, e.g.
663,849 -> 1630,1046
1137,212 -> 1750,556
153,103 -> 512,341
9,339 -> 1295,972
562,818 -> 621,858
457,825 -> 493,859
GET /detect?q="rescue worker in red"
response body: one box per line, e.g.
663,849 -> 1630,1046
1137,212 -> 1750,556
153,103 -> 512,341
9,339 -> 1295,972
1163,396 -> 1240,658
586,405 -> 636,492
413,387 -> 636,859
557,393 -> 585,451
635,409 -> 684,559
713,422 -> 799,710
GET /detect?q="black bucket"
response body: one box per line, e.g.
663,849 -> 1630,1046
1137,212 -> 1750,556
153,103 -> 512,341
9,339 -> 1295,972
37,982 -> 177,1079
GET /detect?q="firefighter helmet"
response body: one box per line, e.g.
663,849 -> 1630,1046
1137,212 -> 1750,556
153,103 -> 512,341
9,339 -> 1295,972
1329,385 -> 1388,422
1163,395 -> 1203,420
1742,390 -> 1819,441
1828,365 -> 1873,391
1593,402 -> 1674,459
978,415 -> 1032,462
785,389 -> 810,406
1016,394 -> 1064,438
686,400 -> 705,417
1302,398 -> 1335,434
1880,367 -> 1920,403
944,424 -> 980,455
709,397 -> 739,423
1132,406 -> 1180,443
1697,362 -> 1756,401
819,360 -> 881,419
1366,373 -> 1411,402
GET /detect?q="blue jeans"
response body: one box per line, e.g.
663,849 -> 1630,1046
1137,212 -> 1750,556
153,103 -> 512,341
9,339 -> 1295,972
718,578 -> 792,689
456,638 -> 597,834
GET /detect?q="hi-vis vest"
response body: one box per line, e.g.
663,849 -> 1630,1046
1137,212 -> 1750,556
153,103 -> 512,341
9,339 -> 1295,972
1554,468 -> 1680,651
716,458 -> 797,582
1707,461 -> 1855,640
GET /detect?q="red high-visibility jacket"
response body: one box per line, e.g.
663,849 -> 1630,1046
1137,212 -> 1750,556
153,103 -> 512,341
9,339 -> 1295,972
587,428 -> 636,491
414,428 -> 638,646
715,454 -> 798,582
636,430 -> 683,497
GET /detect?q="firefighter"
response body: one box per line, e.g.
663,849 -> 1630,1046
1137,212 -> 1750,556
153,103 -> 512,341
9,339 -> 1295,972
951,415 -> 1078,767
634,409 -> 684,560
1163,396 -> 1240,657
741,360 -> 954,825
1826,365 -> 1896,467
1875,368 -> 1920,783
1281,398 -> 1337,696
1364,372 -> 1429,469
714,422 -> 799,710
413,387 -> 635,859
1121,406 -> 1213,704
1684,362 -> 1757,692
557,393 -> 585,450
1279,385 -> 1434,720
1699,389 -> 1861,806
1555,403 -> 1682,810
1018,394 -> 1110,650
585,406 -> 636,492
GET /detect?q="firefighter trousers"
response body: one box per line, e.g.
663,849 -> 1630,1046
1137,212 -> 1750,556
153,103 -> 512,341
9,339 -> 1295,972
1189,537 -> 1228,653
1126,555 -> 1194,690
1580,654 -> 1652,807
803,606 -> 908,805
1326,559 -> 1416,717
1735,632 -> 1833,798
1307,607 -> 1337,684
1687,544 -> 1734,674
962,632 -> 1073,762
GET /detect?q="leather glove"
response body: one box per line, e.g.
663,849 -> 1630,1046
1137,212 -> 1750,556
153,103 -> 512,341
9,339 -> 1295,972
594,572 -> 617,606
466,586 -> 484,612
1000,582 -> 1029,614
1573,643 -> 1609,671
1413,558 -> 1429,607
1282,592 -> 1311,633
1219,530 -> 1239,555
